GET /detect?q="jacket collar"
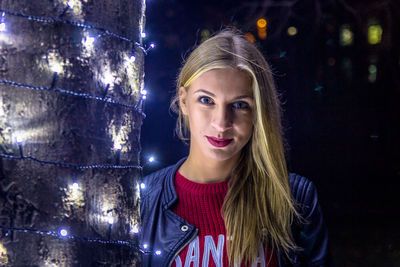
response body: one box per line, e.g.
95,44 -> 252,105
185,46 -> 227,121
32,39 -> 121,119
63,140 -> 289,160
162,156 -> 188,210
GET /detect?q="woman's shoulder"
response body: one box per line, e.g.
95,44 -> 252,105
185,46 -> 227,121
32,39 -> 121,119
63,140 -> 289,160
140,157 -> 187,199
288,173 -> 320,212
141,165 -> 174,197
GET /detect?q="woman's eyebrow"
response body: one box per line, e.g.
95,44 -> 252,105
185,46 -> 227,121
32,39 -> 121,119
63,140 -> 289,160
194,89 -> 253,100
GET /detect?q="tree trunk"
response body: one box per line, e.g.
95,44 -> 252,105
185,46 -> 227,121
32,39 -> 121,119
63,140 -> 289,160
0,0 -> 145,265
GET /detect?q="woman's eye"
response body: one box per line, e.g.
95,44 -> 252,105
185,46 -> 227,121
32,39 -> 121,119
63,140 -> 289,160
199,96 -> 213,104
233,102 -> 249,109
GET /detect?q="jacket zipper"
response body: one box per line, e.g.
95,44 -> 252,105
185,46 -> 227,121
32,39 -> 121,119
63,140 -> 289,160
168,228 -> 199,267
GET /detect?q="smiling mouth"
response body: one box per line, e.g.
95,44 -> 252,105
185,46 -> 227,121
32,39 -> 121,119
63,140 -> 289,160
206,136 -> 233,147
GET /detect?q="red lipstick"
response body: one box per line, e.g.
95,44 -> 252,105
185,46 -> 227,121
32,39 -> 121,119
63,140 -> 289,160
206,136 -> 233,147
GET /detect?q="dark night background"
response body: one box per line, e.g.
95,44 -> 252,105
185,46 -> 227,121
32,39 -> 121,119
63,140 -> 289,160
140,0 -> 400,265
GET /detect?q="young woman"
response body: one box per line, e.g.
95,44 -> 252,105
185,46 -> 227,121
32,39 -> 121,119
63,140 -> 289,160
140,28 -> 329,267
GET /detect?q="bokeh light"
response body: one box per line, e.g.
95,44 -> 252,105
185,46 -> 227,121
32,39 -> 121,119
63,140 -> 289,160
287,26 -> 298,36
340,24 -> 353,46
368,22 -> 382,45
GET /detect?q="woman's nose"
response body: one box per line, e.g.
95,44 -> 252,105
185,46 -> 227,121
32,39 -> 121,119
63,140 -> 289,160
211,106 -> 233,132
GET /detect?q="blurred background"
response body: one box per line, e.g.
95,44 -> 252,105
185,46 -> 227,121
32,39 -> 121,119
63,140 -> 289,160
140,0 -> 400,265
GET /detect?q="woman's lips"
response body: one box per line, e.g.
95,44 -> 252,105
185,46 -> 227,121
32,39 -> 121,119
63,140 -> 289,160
206,136 -> 233,147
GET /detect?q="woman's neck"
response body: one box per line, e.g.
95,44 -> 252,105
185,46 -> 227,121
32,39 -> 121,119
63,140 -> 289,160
178,153 -> 240,184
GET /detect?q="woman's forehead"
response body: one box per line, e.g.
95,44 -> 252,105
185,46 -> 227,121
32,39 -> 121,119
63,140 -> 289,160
189,68 -> 253,96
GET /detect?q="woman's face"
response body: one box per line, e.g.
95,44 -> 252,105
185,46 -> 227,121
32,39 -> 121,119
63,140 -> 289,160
179,68 -> 254,163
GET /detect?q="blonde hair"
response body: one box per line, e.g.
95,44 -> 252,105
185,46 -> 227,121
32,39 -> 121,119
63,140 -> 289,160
170,28 -> 302,265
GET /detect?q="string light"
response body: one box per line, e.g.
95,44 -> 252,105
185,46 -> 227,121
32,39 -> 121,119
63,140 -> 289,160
15,135 -> 24,144
145,43 -> 156,53
50,62 -> 63,74
107,214 -> 114,225
141,32 -> 146,38
155,250 -> 161,255
0,9 -> 149,55
59,228 -> 68,237
148,156 -> 155,163
67,0 -> 75,8
82,35 -> 95,49
131,225 -> 139,233
114,141 -> 122,150
141,89 -> 148,100
0,12 -> 6,32
0,225 -> 152,254
72,182 -> 79,191
140,183 -> 146,189
130,55 -> 136,62
0,151 -> 142,170
0,79 -> 146,117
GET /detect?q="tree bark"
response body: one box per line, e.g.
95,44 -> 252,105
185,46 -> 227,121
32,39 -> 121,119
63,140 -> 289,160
0,0 -> 145,265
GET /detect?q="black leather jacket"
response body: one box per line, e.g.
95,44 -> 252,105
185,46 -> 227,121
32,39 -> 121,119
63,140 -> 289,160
140,157 -> 329,266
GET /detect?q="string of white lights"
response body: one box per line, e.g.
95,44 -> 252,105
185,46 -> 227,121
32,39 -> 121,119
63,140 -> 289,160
0,153 -> 142,170
0,79 -> 147,118
0,225 -> 155,255
0,9 -> 155,54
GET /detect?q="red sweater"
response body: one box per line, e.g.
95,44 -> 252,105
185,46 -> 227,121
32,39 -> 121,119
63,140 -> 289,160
171,170 -> 278,267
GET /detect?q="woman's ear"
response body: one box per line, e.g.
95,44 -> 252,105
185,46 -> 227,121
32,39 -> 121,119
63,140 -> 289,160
179,86 -> 188,115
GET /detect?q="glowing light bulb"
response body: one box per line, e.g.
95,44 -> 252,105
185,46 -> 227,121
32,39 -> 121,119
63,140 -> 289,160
140,183 -> 146,189
103,70 -> 114,85
132,225 -> 139,233
72,182 -> 79,190
130,55 -> 136,62
0,12 -> 5,32
15,135 -> 23,143
82,36 -> 95,48
148,156 -> 154,163
155,250 -> 161,255
142,89 -> 147,96
141,32 -> 146,38
143,243 -> 148,249
107,214 -> 114,225
150,43 -> 155,48
67,0 -> 75,8
87,36 -> 95,44
142,95 -> 147,100
59,229 -> 68,237
50,62 -> 62,73
114,142 -> 122,150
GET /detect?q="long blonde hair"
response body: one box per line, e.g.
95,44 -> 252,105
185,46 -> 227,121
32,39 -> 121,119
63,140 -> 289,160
170,28 -> 301,265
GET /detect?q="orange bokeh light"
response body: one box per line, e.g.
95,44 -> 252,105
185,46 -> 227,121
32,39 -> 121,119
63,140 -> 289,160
257,18 -> 267,29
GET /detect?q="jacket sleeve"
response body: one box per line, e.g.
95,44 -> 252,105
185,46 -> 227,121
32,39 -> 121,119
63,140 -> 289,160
295,179 -> 330,266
